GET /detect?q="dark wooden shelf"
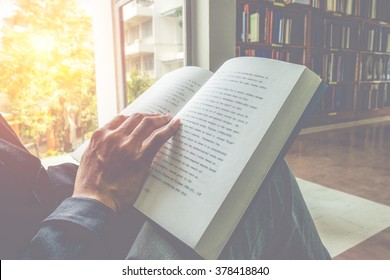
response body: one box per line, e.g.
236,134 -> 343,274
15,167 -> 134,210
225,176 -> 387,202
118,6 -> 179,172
236,0 -> 390,127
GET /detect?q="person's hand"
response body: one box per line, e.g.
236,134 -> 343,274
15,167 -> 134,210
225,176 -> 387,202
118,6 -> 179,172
73,113 -> 181,213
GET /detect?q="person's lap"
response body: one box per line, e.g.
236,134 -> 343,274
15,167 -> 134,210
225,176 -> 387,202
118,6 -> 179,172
126,160 -> 330,260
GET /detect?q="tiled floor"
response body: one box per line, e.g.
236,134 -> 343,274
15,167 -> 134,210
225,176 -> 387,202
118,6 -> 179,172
286,116 -> 390,259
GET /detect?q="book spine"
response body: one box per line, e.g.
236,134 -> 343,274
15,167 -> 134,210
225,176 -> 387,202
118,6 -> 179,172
250,11 -> 260,43
242,10 -> 246,42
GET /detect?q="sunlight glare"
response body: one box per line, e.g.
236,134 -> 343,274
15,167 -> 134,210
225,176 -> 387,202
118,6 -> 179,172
30,33 -> 56,52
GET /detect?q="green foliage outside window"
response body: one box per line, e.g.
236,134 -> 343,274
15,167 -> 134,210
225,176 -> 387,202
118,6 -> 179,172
126,68 -> 154,104
0,0 -> 97,155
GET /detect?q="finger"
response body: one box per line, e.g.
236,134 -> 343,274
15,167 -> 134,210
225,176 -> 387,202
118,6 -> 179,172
141,119 -> 181,164
88,115 -> 126,144
117,113 -> 160,135
128,114 -> 173,147
104,115 -> 128,130
90,115 -> 128,147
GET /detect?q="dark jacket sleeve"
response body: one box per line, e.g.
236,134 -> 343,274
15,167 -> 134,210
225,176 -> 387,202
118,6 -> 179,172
22,197 -> 118,259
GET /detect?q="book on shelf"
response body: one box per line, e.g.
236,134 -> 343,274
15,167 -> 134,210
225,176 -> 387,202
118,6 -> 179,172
274,14 -> 292,45
322,84 -> 355,112
270,0 -> 310,4
311,0 -> 321,8
72,56 -> 326,259
366,28 -> 375,51
345,0 -> 354,15
361,54 -> 390,82
374,57 -> 383,81
324,52 -> 356,83
325,20 -> 357,50
241,3 -> 249,42
320,0 -> 390,21
290,0 -> 310,4
386,57 -> 390,80
238,4 -> 305,46
358,84 -> 390,111
364,25 -> 389,52
250,11 -> 260,42
363,55 -> 374,81
360,0 -> 390,21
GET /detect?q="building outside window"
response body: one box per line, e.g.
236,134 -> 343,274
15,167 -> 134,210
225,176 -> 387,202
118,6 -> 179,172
119,0 -> 184,105
124,25 -> 139,45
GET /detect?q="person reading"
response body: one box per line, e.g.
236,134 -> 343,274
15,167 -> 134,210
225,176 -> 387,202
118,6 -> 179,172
0,113 -> 330,259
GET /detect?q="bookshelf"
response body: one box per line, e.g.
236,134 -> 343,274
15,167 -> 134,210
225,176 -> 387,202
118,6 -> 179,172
236,0 -> 390,126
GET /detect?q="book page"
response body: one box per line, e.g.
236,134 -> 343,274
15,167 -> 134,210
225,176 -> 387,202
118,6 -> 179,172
121,66 -> 213,116
135,57 -> 310,247
70,66 -> 212,162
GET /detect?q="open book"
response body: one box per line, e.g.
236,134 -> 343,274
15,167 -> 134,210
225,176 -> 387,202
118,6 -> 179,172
72,57 -> 326,259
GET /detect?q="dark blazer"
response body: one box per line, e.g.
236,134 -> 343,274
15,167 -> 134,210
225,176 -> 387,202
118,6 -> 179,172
0,114 -> 76,258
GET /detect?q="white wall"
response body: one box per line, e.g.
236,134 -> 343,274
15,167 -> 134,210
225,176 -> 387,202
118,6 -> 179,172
92,1 -> 120,126
209,0 -> 236,71
190,0 -> 236,71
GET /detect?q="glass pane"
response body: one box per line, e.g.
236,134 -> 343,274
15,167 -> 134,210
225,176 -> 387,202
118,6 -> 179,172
0,0 -> 97,157
120,0 -> 184,104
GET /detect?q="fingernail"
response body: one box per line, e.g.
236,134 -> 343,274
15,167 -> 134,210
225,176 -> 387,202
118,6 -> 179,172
172,119 -> 182,126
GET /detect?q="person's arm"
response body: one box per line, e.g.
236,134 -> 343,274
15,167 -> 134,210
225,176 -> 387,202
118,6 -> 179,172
22,113 -> 181,259
22,197 -> 117,259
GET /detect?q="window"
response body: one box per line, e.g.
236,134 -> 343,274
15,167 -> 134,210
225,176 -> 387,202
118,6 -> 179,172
116,0 -> 185,105
0,0 -> 97,157
93,0 -> 234,126
124,25 -> 139,45
142,20 -> 152,38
